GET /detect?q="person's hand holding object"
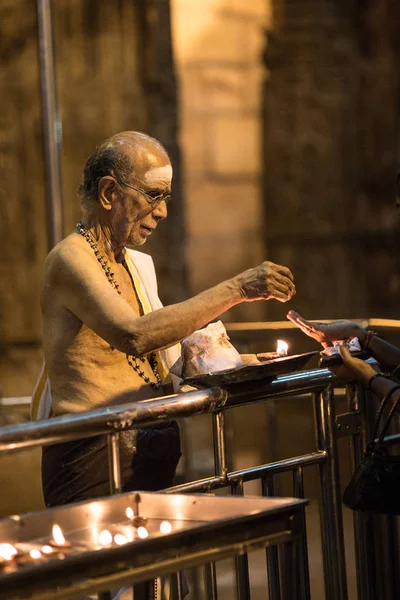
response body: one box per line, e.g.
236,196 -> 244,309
286,310 -> 365,348
329,344 -> 377,383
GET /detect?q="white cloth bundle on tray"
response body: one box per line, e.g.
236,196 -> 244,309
170,321 -> 243,379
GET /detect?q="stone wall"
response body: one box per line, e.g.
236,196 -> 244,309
262,0 -> 400,321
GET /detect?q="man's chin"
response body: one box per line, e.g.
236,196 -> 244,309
125,238 -> 146,249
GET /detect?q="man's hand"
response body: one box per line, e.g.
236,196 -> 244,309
329,344 -> 377,383
286,310 -> 365,348
237,261 -> 296,303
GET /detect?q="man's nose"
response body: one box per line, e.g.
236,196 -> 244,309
152,199 -> 168,220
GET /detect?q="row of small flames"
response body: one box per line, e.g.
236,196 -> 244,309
0,507 -> 173,568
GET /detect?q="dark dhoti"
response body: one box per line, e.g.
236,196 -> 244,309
42,421 -> 181,507
42,421 -> 187,598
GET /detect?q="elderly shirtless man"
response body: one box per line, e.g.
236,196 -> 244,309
33,131 -> 296,508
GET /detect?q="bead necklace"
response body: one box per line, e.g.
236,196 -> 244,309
76,222 -> 162,389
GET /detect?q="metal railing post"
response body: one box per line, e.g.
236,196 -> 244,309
213,411 -> 228,479
203,411 -> 227,599
37,0 -> 64,248
292,467 -> 311,600
108,432 -> 122,494
170,572 -> 184,600
262,476 -> 281,600
231,478 -> 251,600
313,387 -> 348,600
348,383 -> 377,600
204,562 -> 218,600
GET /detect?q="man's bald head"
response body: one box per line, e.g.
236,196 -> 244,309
78,131 -> 171,208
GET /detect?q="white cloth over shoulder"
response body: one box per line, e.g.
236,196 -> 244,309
31,249 -> 181,421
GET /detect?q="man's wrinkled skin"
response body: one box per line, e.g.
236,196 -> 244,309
42,131 -> 296,415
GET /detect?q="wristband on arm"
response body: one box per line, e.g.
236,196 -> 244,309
361,329 -> 378,350
367,372 -> 387,392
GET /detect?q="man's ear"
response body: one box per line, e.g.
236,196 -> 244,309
98,176 -> 117,211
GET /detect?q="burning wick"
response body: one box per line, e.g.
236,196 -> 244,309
276,339 -> 289,356
160,521 -> 172,534
114,534 -> 128,546
99,530 -> 113,546
0,543 -> 18,562
0,544 -> 43,568
50,524 -> 70,548
126,495 -> 148,528
137,527 -> 148,539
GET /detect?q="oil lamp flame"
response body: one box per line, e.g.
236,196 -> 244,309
160,521 -> 172,534
41,545 -> 53,554
51,524 -> 66,546
276,339 -> 289,356
114,534 -> 128,546
126,507 -> 134,519
0,543 -> 18,561
137,527 -> 148,539
29,549 -> 42,560
99,530 -> 113,546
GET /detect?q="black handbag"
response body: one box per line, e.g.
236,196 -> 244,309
343,385 -> 400,515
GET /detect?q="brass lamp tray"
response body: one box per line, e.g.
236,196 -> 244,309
183,351 -> 318,389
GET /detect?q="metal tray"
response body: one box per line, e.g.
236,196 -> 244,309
183,351 -> 318,389
0,492 -> 307,600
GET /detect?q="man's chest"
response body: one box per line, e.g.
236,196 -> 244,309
111,261 -> 143,316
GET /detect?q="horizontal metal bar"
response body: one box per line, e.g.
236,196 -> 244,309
375,432 -> 400,446
0,390 -> 347,408
229,451 -> 327,482
0,362 -> 378,454
0,388 -> 226,453
164,452 -> 327,494
164,475 -> 224,494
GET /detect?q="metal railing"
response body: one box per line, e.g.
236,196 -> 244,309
0,362 -> 399,600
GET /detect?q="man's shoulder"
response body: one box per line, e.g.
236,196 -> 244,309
44,234 -> 92,278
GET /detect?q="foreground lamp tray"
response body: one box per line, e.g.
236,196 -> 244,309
183,351 -> 318,389
0,492 -> 307,600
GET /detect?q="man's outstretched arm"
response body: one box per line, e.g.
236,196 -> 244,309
47,244 -> 295,357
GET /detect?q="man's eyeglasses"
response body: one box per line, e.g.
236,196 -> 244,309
115,179 -> 171,209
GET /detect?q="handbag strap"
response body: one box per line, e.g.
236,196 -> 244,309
371,384 -> 400,443
377,391 -> 400,445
